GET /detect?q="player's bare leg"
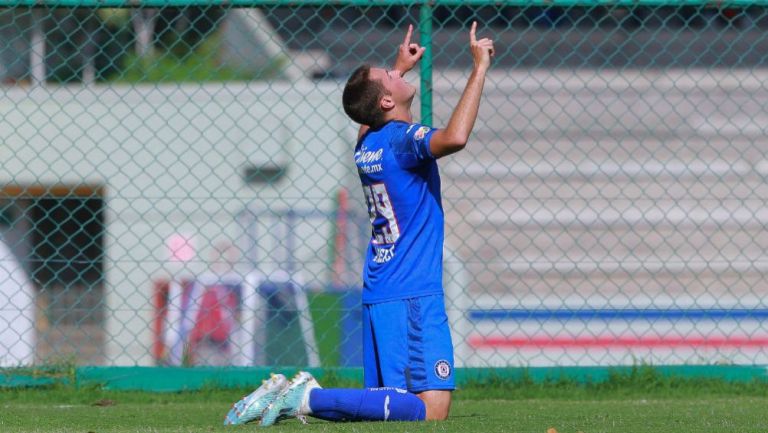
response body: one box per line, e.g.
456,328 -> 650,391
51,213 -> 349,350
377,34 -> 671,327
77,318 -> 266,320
417,390 -> 452,420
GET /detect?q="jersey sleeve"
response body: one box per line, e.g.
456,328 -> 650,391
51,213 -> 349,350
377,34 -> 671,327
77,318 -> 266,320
391,123 -> 438,169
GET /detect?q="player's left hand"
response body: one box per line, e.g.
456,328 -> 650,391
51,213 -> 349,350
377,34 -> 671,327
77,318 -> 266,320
394,24 -> 426,76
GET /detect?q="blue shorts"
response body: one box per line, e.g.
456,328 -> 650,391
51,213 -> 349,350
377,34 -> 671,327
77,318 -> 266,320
362,294 -> 455,392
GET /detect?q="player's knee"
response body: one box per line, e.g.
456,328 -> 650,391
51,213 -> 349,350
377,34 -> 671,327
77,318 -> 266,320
424,404 -> 450,421
417,390 -> 452,421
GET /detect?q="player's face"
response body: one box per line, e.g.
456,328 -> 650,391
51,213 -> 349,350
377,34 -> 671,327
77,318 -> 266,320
370,67 -> 416,105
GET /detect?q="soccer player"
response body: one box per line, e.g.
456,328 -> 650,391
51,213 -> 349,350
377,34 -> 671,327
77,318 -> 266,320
224,21 -> 494,426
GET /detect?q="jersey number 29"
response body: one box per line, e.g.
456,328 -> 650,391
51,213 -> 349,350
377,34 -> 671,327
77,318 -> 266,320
363,183 -> 400,245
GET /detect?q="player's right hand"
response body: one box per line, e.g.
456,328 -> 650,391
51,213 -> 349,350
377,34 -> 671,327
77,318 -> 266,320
469,21 -> 494,71
394,24 -> 426,75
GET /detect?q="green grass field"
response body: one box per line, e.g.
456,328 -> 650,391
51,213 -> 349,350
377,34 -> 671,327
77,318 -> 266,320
2,370 -> 767,433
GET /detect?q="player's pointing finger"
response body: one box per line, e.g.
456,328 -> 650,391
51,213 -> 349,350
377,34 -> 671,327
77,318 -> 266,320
403,24 -> 413,46
470,21 -> 477,43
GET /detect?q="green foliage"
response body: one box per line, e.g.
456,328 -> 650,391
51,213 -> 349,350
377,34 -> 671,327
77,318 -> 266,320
0,356 -> 77,388
115,32 -> 286,83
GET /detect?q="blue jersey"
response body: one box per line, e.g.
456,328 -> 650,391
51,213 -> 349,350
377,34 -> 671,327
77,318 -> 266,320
355,120 -> 444,304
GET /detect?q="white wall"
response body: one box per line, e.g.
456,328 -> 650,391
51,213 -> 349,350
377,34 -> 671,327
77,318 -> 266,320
0,82 -> 358,365
0,239 -> 35,366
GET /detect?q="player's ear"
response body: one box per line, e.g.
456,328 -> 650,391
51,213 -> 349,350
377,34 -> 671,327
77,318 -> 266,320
380,94 -> 395,111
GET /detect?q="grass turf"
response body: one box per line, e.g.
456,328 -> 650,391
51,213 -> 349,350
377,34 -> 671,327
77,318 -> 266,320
2,371 -> 767,433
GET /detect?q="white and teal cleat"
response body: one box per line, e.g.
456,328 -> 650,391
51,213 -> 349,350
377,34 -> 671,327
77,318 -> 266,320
259,371 -> 321,427
224,373 -> 289,425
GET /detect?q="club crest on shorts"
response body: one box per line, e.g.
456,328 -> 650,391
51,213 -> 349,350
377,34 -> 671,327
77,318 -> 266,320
434,360 -> 451,380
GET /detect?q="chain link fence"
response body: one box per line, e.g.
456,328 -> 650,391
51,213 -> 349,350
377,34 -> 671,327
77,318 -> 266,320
1,2 -> 768,368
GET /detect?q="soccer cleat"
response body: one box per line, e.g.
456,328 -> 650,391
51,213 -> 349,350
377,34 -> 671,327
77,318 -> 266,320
259,371 -> 321,427
223,373 -> 289,425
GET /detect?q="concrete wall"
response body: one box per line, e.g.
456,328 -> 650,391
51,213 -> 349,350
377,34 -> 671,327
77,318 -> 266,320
0,82 -> 357,365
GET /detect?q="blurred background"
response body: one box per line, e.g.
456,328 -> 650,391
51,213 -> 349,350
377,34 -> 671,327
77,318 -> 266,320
1,2 -> 767,369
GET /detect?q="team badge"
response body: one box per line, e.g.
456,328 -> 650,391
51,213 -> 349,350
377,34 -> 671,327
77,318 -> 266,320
413,126 -> 431,141
434,360 -> 452,380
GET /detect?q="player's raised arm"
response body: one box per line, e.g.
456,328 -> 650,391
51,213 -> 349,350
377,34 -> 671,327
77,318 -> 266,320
429,21 -> 494,158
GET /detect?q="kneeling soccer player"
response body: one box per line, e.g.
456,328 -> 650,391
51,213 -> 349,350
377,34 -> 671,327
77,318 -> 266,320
224,20 -> 494,426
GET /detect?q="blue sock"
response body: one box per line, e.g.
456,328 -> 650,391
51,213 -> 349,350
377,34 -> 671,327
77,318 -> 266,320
308,388 -> 426,422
